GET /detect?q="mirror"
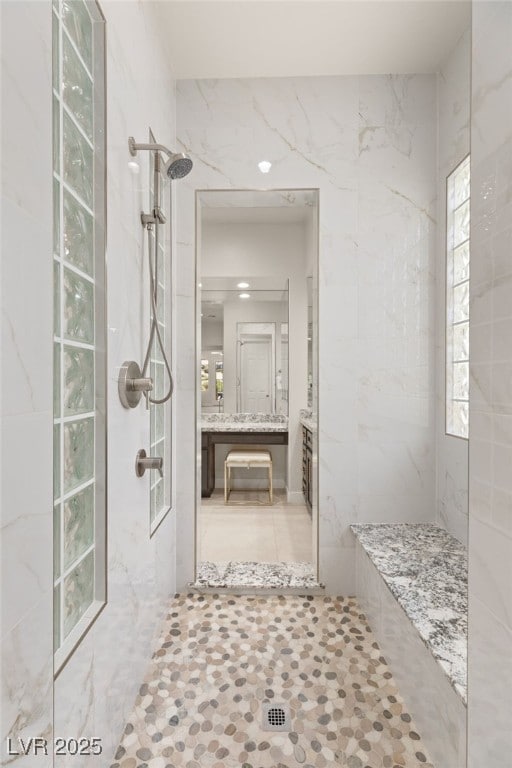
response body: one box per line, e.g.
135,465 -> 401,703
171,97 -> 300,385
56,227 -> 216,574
196,188 -> 319,588
201,277 -> 289,415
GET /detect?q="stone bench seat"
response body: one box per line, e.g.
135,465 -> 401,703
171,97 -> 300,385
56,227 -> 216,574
351,523 -> 467,768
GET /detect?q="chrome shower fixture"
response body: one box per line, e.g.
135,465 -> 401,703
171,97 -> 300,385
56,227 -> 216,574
128,136 -> 193,180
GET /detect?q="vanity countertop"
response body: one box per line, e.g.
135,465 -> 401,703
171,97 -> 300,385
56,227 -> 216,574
299,409 -> 317,433
201,413 -> 288,432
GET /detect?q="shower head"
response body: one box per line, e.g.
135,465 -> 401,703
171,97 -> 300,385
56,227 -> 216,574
128,137 -> 193,180
161,153 -> 193,180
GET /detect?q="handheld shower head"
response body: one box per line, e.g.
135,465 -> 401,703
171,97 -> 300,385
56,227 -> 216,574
128,136 -> 193,180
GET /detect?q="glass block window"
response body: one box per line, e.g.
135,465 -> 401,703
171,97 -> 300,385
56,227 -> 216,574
446,156 -> 470,439
53,0 -> 106,672
149,133 -> 171,533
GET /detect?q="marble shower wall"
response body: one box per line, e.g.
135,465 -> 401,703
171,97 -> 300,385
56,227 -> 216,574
2,2 -> 178,766
175,75 -> 437,592
1,3 -> 53,765
468,2 -> 512,764
53,3 -> 178,764
436,29 -> 471,543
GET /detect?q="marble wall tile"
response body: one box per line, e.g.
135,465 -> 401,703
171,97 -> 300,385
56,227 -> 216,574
468,3 -> 512,765
50,3 -> 179,764
176,74 -> 437,593
1,2 -> 54,763
1,592 -> 54,768
3,1 -> 179,765
435,28 -> 471,543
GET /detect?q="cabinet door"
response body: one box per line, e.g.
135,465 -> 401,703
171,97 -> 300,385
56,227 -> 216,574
306,449 -> 313,509
302,428 -> 308,502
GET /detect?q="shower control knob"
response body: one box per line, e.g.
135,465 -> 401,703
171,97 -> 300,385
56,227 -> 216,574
135,449 -> 163,479
129,377 -> 153,392
118,360 -> 153,408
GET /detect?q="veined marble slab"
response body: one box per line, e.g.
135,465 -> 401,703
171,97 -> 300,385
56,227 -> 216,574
351,523 -> 467,703
201,412 -> 288,432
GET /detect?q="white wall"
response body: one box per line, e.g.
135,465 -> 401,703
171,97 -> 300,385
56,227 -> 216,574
176,74 -> 437,592
1,4 -> 53,764
1,3 -> 178,766
201,318 -> 223,350
436,29 -> 471,543
468,2 -> 512,764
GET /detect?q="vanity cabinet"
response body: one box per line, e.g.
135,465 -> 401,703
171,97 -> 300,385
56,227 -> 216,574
302,425 -> 312,513
201,428 -> 289,497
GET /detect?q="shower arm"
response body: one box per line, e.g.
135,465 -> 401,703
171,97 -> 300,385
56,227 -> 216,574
128,137 -> 172,158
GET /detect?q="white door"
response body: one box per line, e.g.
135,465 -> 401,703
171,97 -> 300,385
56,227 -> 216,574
240,335 -> 272,413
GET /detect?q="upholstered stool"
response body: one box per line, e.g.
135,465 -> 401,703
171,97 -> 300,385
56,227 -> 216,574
224,449 -> 273,504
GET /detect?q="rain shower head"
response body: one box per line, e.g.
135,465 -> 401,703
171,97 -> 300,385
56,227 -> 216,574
128,136 -> 193,180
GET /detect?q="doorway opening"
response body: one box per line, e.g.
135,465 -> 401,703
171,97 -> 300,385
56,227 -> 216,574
195,189 -> 319,590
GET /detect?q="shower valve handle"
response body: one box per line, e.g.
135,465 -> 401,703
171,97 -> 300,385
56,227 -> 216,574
118,361 -> 152,409
128,377 -> 153,393
135,449 -> 163,479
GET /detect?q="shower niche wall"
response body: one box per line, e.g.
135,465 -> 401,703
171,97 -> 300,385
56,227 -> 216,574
147,129 -> 172,534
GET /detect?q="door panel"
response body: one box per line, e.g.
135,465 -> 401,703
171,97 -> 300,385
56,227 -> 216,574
240,336 -> 272,413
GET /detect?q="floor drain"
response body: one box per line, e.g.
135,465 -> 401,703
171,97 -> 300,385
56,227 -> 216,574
261,702 -> 291,732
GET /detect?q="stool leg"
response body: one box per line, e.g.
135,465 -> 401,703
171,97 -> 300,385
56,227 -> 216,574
269,462 -> 273,504
224,461 -> 227,503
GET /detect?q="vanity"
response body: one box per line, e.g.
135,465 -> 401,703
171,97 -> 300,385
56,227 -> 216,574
201,413 -> 288,497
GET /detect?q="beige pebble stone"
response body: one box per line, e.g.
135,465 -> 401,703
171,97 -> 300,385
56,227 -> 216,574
149,759 -> 166,768
122,733 -> 138,748
270,745 -> 284,761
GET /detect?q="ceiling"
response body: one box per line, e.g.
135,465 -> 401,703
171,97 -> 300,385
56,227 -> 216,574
153,1 -> 471,80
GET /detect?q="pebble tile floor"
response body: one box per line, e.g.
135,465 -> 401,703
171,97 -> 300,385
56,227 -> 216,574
111,594 -> 434,768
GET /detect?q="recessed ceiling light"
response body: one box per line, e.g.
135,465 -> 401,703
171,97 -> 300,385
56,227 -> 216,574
258,160 -> 272,173
237,281 -> 250,289
239,293 -> 251,299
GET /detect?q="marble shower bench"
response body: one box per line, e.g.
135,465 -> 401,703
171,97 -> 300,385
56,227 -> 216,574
351,523 -> 467,768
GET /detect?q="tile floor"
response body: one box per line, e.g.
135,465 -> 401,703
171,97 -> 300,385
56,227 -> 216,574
198,491 -> 312,563
111,593 -> 435,768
